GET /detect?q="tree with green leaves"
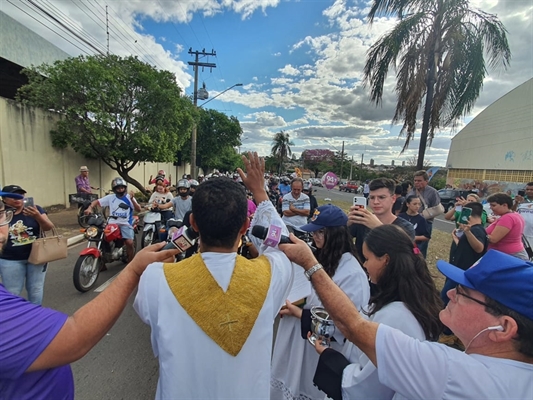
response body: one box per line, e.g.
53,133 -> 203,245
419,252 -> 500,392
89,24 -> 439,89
271,130 -> 294,175
17,55 -> 195,192
181,108 -> 243,174
364,0 -> 511,170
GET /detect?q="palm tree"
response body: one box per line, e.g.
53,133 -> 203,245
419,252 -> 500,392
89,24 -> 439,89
271,130 -> 294,175
364,0 -> 511,170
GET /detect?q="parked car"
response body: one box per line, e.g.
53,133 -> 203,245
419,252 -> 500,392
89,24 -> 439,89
342,181 -> 359,193
437,189 -> 472,212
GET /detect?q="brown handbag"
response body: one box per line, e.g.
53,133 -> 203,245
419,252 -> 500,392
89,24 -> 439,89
28,228 -> 68,264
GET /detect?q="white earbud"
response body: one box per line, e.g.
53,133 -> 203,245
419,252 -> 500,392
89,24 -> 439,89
487,325 -> 504,332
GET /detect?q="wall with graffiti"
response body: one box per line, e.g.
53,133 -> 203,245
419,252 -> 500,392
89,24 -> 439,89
446,178 -> 528,199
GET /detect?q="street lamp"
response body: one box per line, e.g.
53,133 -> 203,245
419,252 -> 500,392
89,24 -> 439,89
199,83 -> 243,108
190,83 -> 243,178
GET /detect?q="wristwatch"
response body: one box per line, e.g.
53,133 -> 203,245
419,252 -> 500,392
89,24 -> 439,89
305,263 -> 323,281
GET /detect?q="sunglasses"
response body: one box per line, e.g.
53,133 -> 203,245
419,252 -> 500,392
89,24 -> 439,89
455,285 -> 502,314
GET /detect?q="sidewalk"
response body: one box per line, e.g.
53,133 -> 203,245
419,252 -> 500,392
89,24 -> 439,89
47,206 -> 84,238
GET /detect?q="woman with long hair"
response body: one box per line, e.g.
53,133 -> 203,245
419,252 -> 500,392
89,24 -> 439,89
271,205 -> 370,400
311,224 -> 443,400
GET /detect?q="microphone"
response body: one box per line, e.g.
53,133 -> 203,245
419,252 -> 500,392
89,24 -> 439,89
251,225 -> 293,247
161,226 -> 199,252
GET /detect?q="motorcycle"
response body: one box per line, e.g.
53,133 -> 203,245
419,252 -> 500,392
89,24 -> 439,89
141,204 -> 168,248
73,203 -> 139,292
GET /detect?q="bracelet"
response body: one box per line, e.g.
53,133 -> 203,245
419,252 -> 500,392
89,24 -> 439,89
304,263 -> 323,281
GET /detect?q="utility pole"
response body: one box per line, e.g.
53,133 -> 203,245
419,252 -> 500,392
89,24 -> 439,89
188,48 -> 216,178
339,141 -> 345,180
349,155 -> 354,180
360,153 -> 364,181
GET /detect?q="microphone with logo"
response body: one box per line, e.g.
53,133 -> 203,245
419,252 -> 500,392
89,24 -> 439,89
161,226 -> 199,252
251,225 -> 293,247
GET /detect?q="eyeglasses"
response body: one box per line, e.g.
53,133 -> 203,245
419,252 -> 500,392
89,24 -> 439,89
454,285 -> 501,313
368,195 -> 392,201
0,208 -> 14,226
312,229 -> 325,238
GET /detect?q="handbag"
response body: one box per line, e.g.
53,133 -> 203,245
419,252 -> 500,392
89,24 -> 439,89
418,191 -> 445,220
28,227 -> 68,264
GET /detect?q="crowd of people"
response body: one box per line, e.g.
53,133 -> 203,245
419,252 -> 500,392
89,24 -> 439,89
0,159 -> 532,399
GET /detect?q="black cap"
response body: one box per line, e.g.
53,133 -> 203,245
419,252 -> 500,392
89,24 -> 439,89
2,185 -> 27,194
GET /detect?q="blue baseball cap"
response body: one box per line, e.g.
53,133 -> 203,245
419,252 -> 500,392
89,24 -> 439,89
299,205 -> 348,232
437,250 -> 533,320
0,184 -> 24,199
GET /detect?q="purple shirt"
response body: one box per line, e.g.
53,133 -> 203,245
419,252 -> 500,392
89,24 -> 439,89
0,285 -> 74,399
75,174 -> 91,194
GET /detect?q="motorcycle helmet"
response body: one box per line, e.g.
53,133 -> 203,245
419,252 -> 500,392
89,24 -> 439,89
303,181 -> 312,192
189,179 -> 199,189
111,177 -> 127,197
177,179 -> 191,189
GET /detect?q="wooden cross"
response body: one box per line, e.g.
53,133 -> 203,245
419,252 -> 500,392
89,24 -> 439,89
219,313 -> 239,331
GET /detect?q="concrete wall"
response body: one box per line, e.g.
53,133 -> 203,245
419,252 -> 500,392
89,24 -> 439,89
0,97 -> 191,207
0,11 -> 70,68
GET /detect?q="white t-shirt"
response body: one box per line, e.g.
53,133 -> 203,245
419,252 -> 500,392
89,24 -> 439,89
281,192 -> 310,228
517,200 -> 533,242
98,194 -> 134,226
376,324 -> 533,399
340,302 -> 426,400
148,192 -> 173,208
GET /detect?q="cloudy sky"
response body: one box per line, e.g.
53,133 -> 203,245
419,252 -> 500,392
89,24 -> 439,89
2,0 -> 532,167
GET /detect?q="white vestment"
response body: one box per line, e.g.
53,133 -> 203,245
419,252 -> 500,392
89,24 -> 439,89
271,253 -> 370,400
134,201 -> 293,399
340,302 -> 425,399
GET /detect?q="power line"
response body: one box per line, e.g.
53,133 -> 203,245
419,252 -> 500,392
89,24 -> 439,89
39,0 -> 107,54
25,0 -> 105,54
5,0 -> 91,55
94,0 -> 165,69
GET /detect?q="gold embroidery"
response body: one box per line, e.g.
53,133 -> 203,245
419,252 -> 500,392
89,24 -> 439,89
163,254 -> 271,356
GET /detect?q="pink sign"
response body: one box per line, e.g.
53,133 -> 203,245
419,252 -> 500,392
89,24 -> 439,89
321,172 -> 339,190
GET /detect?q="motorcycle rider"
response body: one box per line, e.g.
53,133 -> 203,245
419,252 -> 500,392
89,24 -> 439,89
159,179 -> 192,223
189,180 -> 199,197
148,169 -> 170,186
85,178 -> 141,263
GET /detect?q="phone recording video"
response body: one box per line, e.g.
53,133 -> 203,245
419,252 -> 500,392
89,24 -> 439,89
353,196 -> 366,210
23,197 -> 34,208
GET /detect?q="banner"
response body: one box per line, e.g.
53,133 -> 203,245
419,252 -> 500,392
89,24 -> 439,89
426,167 -> 440,182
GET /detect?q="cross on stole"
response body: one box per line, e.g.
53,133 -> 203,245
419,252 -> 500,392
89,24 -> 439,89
219,313 -> 239,331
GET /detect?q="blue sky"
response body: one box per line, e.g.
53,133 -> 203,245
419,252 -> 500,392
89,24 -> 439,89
3,0 -> 532,167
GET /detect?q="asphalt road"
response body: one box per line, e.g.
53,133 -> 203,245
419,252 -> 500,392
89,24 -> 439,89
42,239 -> 159,400
36,189 -> 455,398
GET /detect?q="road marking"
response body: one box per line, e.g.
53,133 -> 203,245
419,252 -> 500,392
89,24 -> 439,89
435,218 -> 455,225
94,274 -> 119,292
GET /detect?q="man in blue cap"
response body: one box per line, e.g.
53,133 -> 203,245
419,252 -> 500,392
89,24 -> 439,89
279,241 -> 533,399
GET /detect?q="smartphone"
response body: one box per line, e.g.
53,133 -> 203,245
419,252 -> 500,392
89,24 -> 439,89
458,207 -> 472,224
353,196 -> 366,209
23,197 -> 34,208
518,190 -> 525,197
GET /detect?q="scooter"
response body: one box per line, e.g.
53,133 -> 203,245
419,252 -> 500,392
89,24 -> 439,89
141,206 -> 164,248
73,203 -> 139,292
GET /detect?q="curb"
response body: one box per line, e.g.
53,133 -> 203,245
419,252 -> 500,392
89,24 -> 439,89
67,234 -> 85,248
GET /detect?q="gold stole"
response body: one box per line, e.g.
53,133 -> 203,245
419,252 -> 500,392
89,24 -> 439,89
163,253 -> 271,356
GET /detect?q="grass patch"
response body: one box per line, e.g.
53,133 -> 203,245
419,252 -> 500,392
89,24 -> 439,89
317,197 -> 448,291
